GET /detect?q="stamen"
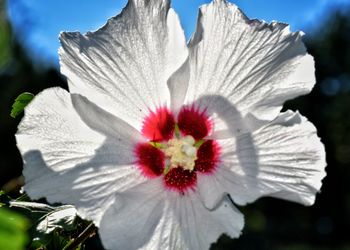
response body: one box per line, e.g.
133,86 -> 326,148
163,135 -> 198,171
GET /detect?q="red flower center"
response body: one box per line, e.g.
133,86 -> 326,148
135,106 -> 220,193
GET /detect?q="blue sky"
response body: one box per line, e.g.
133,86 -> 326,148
6,0 -> 350,65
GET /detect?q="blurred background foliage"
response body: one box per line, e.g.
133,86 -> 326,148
0,0 -> 350,249
0,1 -> 11,70
0,207 -> 29,250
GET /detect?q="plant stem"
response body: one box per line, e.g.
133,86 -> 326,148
63,222 -> 95,250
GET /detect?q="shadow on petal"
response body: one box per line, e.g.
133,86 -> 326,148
22,137 -> 144,225
192,95 -> 260,185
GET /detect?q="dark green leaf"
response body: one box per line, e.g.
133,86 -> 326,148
0,190 -> 11,207
10,201 -> 78,234
10,93 -> 34,118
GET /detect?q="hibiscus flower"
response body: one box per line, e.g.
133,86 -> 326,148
16,0 -> 326,249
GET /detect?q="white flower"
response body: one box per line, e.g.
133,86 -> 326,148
16,0 -> 326,249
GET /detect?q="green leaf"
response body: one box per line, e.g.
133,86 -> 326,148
10,93 -> 34,118
10,201 -> 78,234
10,201 -> 83,249
33,230 -> 72,250
0,208 -> 29,250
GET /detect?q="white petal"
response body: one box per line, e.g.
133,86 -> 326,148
185,0 -> 315,123
16,88 -> 144,225
59,0 -> 188,131
99,180 -> 243,250
196,172 -> 227,210
218,110 -> 326,206
70,93 -> 144,143
175,193 -> 244,250
167,59 -> 190,113
99,179 -> 167,250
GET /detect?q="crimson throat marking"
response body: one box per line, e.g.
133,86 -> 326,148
135,106 -> 220,193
